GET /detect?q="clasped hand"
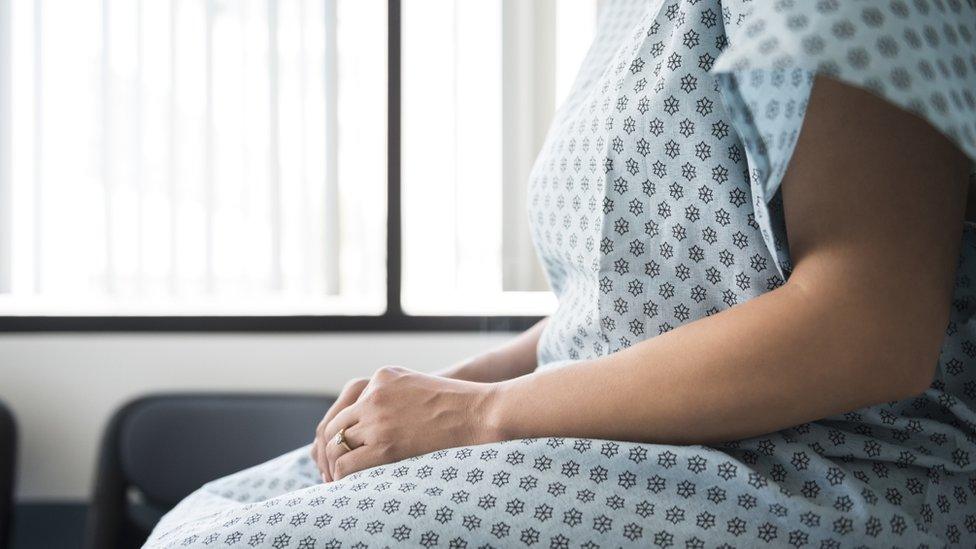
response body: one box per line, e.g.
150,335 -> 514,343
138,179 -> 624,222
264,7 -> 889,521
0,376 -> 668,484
311,366 -> 498,482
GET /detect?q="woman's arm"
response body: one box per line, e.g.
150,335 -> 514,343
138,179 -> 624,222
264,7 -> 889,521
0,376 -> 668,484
433,317 -> 548,382
486,76 -> 971,444
317,76 -> 970,479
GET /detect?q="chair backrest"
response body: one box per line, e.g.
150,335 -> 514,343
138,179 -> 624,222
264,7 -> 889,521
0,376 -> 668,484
0,400 -> 15,549
86,393 -> 334,549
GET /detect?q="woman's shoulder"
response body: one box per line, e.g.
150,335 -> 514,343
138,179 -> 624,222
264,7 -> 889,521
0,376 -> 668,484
712,0 -> 976,168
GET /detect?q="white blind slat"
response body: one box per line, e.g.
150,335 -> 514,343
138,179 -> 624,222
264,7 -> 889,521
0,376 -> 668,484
0,0 -> 11,292
32,0 -> 43,294
204,0 -> 215,293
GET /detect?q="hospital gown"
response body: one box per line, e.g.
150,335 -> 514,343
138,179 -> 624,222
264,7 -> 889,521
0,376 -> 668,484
145,1 -> 976,546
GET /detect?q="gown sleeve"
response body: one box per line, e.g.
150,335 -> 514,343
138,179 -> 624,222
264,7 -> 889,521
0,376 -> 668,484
710,0 -> 976,277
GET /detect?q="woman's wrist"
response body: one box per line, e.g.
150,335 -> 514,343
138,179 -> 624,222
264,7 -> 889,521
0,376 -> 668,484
473,358 -> 601,446
476,376 -> 519,444
437,350 -> 502,383
432,353 -> 485,381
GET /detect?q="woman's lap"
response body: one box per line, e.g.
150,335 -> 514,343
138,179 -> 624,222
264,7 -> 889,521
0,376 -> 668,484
144,437 -> 942,548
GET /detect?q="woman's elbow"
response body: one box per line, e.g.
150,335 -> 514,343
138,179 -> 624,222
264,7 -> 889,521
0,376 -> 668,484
785,273 -> 947,402
896,356 -> 938,400
850,302 -> 946,402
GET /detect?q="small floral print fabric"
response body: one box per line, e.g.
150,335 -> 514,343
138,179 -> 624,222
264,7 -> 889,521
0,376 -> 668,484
145,1 -> 976,547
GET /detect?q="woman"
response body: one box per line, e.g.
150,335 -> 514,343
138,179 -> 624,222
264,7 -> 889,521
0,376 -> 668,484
147,1 -> 976,547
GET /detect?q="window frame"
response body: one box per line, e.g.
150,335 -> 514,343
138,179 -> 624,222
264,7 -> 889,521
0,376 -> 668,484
0,0 -> 544,333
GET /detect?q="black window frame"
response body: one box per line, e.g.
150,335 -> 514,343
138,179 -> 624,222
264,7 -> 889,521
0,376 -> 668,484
0,0 -> 544,333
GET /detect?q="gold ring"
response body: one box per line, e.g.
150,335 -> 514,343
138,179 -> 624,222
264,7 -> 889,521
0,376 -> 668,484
333,427 -> 353,452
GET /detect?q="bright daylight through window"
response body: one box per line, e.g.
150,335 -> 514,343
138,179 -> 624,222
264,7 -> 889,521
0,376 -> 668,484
0,0 -> 597,318
401,0 -> 596,315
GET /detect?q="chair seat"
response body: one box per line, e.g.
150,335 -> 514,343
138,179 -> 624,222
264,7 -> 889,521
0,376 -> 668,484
125,503 -> 166,534
86,393 -> 334,549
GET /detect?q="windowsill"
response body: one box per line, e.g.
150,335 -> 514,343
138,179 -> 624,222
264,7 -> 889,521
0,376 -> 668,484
0,295 -> 387,317
0,313 -> 545,332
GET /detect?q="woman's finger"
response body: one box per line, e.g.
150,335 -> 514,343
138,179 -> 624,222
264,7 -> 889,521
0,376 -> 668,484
315,414 -> 341,480
314,378 -> 369,481
322,404 -> 362,480
333,444 -> 388,481
315,427 -> 333,482
324,421 -> 364,480
310,443 -> 323,483
322,378 -> 368,427
315,433 -> 334,482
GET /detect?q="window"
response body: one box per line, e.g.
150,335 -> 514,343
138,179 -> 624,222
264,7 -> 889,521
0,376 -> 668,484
0,0 -> 387,316
0,0 -> 598,324
401,0 -> 597,316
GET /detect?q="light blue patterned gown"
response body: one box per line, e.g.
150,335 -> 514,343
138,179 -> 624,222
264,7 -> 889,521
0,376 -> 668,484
145,1 -> 976,547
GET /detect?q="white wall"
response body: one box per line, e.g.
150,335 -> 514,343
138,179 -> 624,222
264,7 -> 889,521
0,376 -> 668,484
0,332 -> 511,501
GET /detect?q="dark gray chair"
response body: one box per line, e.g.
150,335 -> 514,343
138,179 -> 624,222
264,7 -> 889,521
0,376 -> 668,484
0,400 -> 15,549
84,393 -> 335,549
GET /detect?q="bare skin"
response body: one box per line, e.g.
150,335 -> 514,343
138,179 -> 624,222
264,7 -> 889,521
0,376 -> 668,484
312,76 -> 971,482
312,318 -> 548,481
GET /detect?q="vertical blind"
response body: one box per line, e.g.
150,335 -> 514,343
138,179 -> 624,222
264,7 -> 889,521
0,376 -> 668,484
1,0 -> 387,315
400,0 -> 597,315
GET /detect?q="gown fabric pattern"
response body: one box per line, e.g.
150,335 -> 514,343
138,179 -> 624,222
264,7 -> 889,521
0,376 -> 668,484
145,1 -> 976,547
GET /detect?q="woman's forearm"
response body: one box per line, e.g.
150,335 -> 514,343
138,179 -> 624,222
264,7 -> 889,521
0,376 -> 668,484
435,317 -> 548,383
485,279 -> 932,446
